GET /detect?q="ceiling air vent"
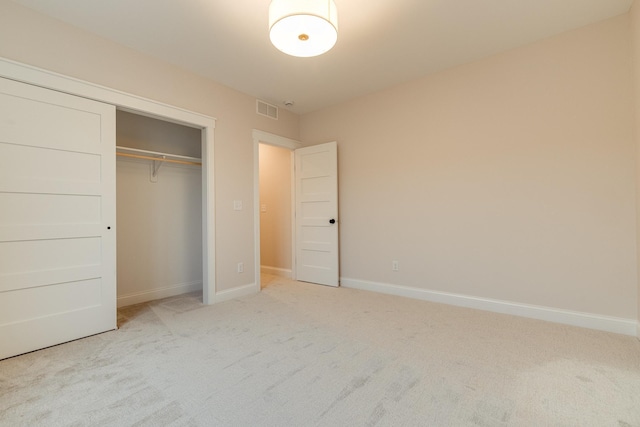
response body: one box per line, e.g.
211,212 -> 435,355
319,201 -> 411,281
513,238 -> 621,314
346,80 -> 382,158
256,100 -> 278,120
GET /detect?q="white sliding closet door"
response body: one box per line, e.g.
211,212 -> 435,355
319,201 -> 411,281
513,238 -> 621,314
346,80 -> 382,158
0,77 -> 116,360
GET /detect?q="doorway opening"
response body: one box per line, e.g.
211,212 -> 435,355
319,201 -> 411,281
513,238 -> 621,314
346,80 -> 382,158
115,110 -> 204,307
259,143 -> 293,288
252,130 -> 301,291
253,130 -> 340,290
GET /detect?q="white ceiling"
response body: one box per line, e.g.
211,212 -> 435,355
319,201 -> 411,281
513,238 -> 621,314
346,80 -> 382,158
11,0 -> 634,114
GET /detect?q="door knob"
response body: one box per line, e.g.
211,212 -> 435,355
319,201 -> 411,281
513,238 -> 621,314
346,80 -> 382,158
329,219 -> 336,224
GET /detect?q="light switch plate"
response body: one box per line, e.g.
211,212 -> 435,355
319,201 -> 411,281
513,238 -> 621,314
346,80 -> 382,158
233,200 -> 243,211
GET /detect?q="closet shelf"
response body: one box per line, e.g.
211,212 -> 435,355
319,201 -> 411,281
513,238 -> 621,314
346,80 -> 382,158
116,146 -> 201,178
116,146 -> 202,166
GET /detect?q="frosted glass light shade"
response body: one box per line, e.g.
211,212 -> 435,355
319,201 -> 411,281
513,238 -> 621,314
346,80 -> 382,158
269,0 -> 338,57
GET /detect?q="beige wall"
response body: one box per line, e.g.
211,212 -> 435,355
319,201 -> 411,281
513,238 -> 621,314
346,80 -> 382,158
0,1 -> 299,292
631,1 -> 640,336
259,144 -> 292,271
301,15 -> 638,320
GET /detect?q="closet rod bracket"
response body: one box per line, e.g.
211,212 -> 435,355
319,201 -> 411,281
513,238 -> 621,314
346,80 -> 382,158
152,156 -> 166,178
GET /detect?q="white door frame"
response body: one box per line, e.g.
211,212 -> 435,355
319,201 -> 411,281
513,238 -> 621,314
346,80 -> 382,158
0,57 -> 218,304
252,129 -> 301,291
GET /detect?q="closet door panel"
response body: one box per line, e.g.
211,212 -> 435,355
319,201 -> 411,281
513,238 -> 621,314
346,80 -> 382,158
0,142 -> 102,185
0,193 -> 101,225
0,77 -> 116,360
0,87 -> 102,151
0,279 -> 102,325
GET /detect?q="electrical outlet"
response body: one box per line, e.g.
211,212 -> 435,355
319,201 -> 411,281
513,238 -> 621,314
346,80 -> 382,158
237,262 -> 244,273
392,260 -> 399,271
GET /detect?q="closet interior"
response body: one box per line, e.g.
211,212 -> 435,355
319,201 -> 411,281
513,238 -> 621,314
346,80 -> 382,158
115,110 -> 203,307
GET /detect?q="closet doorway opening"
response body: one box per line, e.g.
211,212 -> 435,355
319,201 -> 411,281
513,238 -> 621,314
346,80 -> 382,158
116,110 -> 204,307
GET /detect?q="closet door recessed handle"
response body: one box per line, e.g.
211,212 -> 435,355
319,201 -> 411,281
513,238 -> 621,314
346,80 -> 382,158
329,219 -> 336,224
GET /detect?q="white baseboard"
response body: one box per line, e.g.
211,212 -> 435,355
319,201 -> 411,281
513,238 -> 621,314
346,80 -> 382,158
260,265 -> 292,279
214,283 -> 258,303
118,281 -> 202,308
340,277 -> 637,336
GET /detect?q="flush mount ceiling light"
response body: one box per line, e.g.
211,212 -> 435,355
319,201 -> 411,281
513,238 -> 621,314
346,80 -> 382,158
269,0 -> 338,58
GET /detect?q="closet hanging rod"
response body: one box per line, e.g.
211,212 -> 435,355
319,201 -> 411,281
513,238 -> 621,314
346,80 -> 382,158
116,152 -> 202,166
115,145 -> 202,162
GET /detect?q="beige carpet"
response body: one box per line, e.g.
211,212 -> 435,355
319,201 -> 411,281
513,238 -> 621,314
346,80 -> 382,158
1,274 -> 639,426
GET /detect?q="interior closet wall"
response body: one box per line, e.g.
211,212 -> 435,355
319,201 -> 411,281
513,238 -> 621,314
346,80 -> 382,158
116,110 -> 203,307
259,144 -> 292,276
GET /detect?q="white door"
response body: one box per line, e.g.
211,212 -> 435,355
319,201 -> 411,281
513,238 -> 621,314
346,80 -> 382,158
295,141 -> 339,287
0,78 -> 116,360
